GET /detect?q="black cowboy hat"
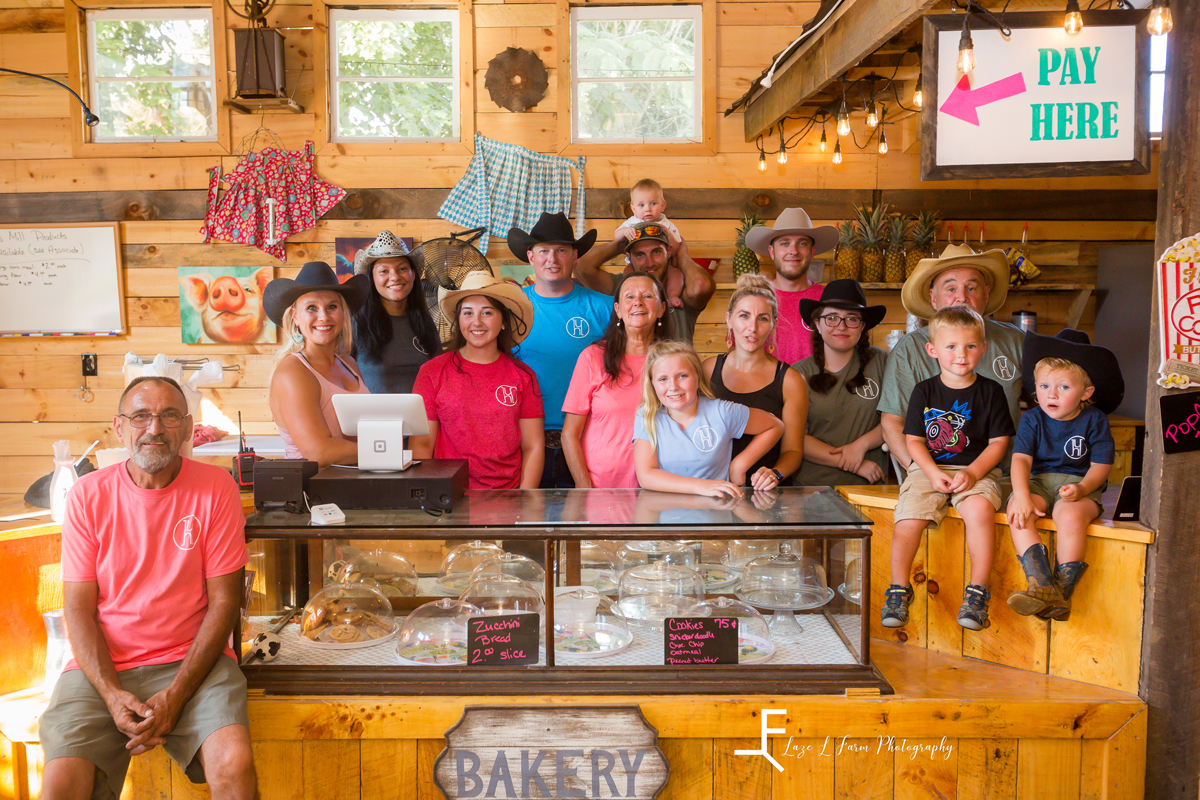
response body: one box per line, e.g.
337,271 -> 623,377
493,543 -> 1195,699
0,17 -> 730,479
799,279 -> 887,331
263,261 -> 369,327
1022,329 -> 1125,415
507,212 -> 598,263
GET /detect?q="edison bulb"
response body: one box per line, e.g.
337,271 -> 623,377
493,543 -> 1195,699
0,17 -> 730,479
1147,3 -> 1173,35
832,141 -> 843,165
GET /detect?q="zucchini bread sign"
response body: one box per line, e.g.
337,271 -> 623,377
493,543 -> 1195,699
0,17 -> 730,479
923,12 -> 1148,179
435,706 -> 668,798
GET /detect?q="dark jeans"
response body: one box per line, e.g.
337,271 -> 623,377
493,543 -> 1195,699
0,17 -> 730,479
539,444 -> 575,489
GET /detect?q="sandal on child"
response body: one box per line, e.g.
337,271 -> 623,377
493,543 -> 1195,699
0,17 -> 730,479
958,584 -> 990,631
880,584 -> 914,628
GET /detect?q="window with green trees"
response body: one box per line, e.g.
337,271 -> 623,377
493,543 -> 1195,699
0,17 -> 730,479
87,8 -> 216,142
571,5 -> 702,143
329,8 -> 459,141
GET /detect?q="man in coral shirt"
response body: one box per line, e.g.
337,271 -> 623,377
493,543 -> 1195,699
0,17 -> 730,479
39,377 -> 255,800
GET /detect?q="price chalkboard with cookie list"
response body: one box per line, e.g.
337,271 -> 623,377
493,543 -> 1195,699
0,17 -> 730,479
467,613 -> 539,665
0,223 -> 125,336
664,617 -> 739,665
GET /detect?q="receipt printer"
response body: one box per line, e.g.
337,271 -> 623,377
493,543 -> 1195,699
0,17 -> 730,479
253,459 -> 318,513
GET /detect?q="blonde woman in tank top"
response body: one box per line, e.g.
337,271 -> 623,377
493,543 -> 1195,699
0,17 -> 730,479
264,261 -> 372,466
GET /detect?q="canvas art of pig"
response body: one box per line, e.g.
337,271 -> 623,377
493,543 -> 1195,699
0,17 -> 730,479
179,267 -> 274,344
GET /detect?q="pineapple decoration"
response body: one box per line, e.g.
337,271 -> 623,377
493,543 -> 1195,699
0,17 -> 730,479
733,211 -> 764,279
906,210 -> 941,278
856,204 -> 888,283
834,219 -> 861,281
884,214 -> 910,284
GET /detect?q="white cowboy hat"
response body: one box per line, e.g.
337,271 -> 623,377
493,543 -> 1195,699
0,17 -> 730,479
437,272 -> 535,344
353,230 -> 411,276
901,243 -> 1011,320
744,207 -> 839,257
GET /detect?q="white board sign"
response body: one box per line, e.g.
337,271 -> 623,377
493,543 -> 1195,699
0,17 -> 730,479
921,11 -> 1150,180
0,223 -> 126,336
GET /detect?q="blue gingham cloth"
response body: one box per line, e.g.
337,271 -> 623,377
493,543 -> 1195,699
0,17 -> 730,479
438,132 -> 586,255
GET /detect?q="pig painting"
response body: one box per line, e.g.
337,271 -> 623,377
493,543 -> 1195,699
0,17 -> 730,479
178,266 -> 276,344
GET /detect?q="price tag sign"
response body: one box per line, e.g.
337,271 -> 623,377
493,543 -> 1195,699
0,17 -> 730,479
467,613 -> 539,666
663,617 -> 738,665
1159,391 -> 1200,455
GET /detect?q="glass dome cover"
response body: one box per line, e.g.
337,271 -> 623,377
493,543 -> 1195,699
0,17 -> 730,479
396,598 -> 483,665
552,590 -> 633,657
460,575 -> 546,617
682,596 -> 774,664
557,541 -> 619,594
336,549 -> 418,598
438,540 -> 505,594
723,539 -> 802,571
298,582 -> 396,648
616,540 -> 696,573
616,561 -> 705,629
469,552 -> 545,588
737,542 -> 834,609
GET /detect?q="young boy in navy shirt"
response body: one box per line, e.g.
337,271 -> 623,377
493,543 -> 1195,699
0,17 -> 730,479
1006,329 -> 1124,622
883,305 -> 1015,632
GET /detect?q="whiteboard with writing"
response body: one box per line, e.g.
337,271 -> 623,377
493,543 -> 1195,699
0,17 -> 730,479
0,223 -> 126,336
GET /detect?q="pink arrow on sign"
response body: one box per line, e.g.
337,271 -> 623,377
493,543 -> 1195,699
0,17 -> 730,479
939,72 -> 1028,125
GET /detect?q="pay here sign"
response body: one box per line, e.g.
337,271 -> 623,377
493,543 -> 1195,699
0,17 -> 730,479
921,11 -> 1149,180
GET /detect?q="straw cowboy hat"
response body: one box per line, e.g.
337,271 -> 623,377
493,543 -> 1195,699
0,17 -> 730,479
744,207 -> 839,257
901,243 -> 1010,320
1022,328 -> 1125,415
353,231 -> 411,276
264,261 -> 368,327
438,272 -> 535,343
799,279 -> 887,332
507,212 -> 597,263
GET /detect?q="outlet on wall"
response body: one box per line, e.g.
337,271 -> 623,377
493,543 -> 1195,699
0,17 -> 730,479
82,353 -> 98,377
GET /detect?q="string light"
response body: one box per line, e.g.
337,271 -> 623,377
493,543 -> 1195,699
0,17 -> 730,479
836,99 -> 851,136
832,140 -> 843,165
913,72 -> 923,110
957,11 -> 976,75
1147,0 -> 1173,35
758,150 -> 766,172
777,127 -> 787,164
865,99 -> 879,128
878,129 -> 888,156
819,127 -> 827,152
1064,0 -> 1083,35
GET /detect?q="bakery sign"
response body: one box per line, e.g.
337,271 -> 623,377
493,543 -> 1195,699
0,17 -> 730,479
921,10 -> 1150,180
435,706 -> 669,799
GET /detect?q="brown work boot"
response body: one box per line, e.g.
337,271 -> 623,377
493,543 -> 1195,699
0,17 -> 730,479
1037,561 -> 1089,621
1007,543 -> 1063,617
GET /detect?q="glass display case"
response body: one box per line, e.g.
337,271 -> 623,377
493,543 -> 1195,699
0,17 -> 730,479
240,487 -> 885,695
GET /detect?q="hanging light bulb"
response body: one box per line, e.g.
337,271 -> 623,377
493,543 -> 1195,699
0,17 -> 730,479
913,73 -> 924,110
878,129 -> 888,156
777,147 -> 787,165
866,100 -> 879,128
836,99 -> 851,137
832,140 -> 843,165
757,150 -> 766,172
1064,0 -> 1083,35
957,13 -> 976,75
819,127 -> 827,152
1147,0 -> 1173,35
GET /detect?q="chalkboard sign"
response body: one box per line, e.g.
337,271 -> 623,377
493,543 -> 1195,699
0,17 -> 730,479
664,617 -> 738,665
467,613 -> 539,666
0,223 -> 125,336
1159,391 -> 1200,454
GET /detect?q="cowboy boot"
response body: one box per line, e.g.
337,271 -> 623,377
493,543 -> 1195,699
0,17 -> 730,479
1038,561 -> 1089,621
1007,543 -> 1064,617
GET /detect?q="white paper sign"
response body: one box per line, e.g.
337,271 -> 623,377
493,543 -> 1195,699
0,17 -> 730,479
936,24 -> 1138,167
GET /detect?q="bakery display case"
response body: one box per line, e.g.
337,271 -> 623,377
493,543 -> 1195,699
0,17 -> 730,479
240,486 -> 886,695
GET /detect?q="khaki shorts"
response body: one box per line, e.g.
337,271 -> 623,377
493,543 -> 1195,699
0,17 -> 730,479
895,465 -> 1003,527
39,656 -> 249,800
1019,471 -> 1105,513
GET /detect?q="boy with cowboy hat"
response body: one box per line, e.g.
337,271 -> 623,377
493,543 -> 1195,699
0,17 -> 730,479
1006,329 -> 1124,622
745,207 -> 840,365
507,212 -> 612,488
878,243 -> 1024,472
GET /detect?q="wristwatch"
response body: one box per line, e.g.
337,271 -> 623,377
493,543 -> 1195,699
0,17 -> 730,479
771,468 -> 784,483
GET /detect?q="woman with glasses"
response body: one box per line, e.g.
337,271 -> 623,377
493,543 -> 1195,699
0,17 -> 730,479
794,280 -> 889,486
701,274 -> 807,489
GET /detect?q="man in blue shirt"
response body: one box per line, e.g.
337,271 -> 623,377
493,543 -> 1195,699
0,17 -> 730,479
508,213 -> 613,488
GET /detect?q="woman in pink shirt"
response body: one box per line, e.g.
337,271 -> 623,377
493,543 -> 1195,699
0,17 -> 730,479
265,261 -> 371,467
562,272 -> 671,488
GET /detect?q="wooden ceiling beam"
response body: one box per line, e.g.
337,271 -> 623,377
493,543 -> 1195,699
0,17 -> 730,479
742,0 -> 938,141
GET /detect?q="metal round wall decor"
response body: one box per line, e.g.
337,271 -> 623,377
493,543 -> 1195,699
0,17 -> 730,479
484,47 -> 549,113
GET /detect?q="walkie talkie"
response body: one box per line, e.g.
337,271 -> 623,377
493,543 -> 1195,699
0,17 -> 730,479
234,411 -> 261,488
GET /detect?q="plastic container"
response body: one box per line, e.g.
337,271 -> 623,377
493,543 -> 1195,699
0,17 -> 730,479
298,583 -> 397,648
437,540 -> 505,595
682,596 -> 774,664
469,552 -> 546,589
336,549 -> 418,600
616,561 -> 706,630
396,598 -> 483,665
556,541 -> 619,594
616,540 -> 696,574
460,576 -> 545,617
552,590 -> 633,657
49,440 -> 76,524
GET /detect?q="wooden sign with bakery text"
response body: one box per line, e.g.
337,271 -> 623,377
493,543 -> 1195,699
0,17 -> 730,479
434,706 -> 669,799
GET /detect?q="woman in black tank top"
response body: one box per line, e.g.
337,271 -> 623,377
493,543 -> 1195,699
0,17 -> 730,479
702,275 -> 809,488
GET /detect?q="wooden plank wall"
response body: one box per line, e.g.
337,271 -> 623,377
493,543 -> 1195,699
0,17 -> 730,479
0,0 -> 1157,496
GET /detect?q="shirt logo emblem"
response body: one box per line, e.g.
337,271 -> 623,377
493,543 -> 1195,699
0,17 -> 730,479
567,317 -> 590,338
413,336 -> 427,355
855,377 -> 880,400
496,385 -> 517,407
693,425 -> 718,452
172,515 -> 201,551
993,356 -> 1017,381
1064,435 -> 1089,459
